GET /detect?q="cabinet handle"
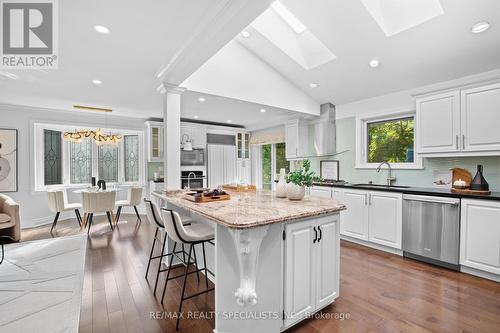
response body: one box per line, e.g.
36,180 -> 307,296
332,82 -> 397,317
364,193 -> 368,205
456,135 -> 459,149
313,227 -> 317,243
462,135 -> 465,149
369,193 -> 372,205
317,226 -> 322,243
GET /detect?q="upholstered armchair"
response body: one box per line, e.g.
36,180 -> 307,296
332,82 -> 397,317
0,193 -> 20,242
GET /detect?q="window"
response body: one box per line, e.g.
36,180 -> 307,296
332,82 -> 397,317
124,135 -> 139,182
35,123 -> 143,190
98,145 -> 119,183
43,129 -> 62,185
70,140 -> 92,184
356,113 -> 422,169
260,142 -> 290,190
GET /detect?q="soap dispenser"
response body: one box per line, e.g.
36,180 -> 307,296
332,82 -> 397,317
469,165 -> 489,191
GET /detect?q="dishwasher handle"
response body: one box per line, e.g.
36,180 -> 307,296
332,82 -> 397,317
403,194 -> 460,206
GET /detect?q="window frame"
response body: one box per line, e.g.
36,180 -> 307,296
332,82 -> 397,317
257,142 -> 290,191
33,122 -> 145,192
355,111 -> 423,170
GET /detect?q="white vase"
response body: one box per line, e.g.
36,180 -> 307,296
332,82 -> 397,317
287,183 -> 305,200
276,168 -> 287,198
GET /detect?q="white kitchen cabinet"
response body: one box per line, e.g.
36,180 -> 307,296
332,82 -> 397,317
460,199 -> 500,275
368,191 -> 402,249
207,144 -> 236,187
340,189 -> 369,241
416,83 -> 500,156
146,121 -> 164,162
416,90 -> 460,154
461,83 -> 500,152
236,132 -> 251,183
284,215 -> 339,327
310,186 -> 332,198
285,119 -> 309,159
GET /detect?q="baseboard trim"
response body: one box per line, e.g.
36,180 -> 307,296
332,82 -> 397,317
461,266 -> 500,283
341,235 -> 403,256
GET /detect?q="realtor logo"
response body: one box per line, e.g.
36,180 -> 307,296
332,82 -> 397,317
1,0 -> 58,68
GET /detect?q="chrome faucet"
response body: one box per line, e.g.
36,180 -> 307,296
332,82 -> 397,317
376,161 -> 396,186
187,172 -> 196,190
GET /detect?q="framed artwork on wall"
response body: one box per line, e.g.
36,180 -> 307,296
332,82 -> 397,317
0,129 -> 18,192
320,160 -> 339,181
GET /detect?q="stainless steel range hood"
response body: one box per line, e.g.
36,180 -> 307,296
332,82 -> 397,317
311,103 -> 336,156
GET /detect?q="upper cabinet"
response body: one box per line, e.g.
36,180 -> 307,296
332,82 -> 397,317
416,90 -> 460,154
461,83 -> 500,152
146,121 -> 163,162
236,132 -> 250,159
416,82 -> 500,157
285,119 -> 309,159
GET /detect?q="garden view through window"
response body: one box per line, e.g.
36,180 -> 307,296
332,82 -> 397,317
367,116 -> 415,163
262,142 -> 289,190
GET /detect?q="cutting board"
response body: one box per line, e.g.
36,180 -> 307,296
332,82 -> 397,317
450,167 -> 472,187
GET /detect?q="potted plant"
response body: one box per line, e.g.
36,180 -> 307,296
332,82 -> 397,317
285,160 -> 321,200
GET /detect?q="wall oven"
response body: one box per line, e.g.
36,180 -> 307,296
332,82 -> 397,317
402,194 -> 460,270
181,148 -> 205,166
181,171 -> 205,189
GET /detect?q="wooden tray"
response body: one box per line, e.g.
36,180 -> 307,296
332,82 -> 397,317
222,184 -> 256,192
451,188 -> 491,196
183,192 -> 231,203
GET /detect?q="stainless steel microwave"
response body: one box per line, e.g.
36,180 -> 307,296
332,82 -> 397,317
181,148 -> 205,166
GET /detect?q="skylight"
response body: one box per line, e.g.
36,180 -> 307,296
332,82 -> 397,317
271,1 -> 307,34
361,0 -> 444,37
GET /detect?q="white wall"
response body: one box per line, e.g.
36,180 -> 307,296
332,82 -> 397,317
182,40 -> 320,116
0,104 -> 148,229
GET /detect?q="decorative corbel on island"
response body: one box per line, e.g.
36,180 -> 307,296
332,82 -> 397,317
152,190 -> 345,333
229,226 -> 269,307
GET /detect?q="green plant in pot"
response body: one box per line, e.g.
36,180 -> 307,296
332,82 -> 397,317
285,160 -> 321,200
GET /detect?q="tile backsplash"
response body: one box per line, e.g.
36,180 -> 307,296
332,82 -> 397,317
148,162 -> 164,180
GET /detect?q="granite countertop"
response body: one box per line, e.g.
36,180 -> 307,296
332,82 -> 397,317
152,190 -> 346,229
313,182 -> 500,201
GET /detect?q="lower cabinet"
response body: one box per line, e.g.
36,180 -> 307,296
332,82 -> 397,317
340,189 -> 369,241
460,199 -> 500,275
283,215 -> 339,328
368,191 -> 402,249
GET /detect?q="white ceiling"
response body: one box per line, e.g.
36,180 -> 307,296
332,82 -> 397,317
181,91 -> 299,130
237,0 -> 500,105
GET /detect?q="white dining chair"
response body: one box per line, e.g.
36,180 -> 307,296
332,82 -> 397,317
82,191 -> 116,234
47,189 -> 82,232
115,187 -> 143,223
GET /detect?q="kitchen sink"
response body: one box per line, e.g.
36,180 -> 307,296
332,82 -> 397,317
350,183 -> 411,189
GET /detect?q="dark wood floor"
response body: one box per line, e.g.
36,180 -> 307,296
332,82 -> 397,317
22,215 -> 500,333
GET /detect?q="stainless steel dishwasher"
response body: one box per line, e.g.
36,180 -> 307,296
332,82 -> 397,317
402,194 -> 460,270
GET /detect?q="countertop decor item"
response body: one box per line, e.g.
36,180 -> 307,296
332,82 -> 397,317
223,184 -> 257,192
275,168 -> 287,198
285,160 -> 321,200
433,169 -> 452,189
450,168 -> 472,188
183,188 -> 231,203
0,129 -> 18,192
470,164 -> 489,191
320,160 -> 339,181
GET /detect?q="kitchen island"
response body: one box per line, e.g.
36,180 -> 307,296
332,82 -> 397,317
152,190 -> 345,333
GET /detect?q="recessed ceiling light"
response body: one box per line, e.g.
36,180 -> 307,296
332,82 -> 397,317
241,30 -> 250,38
193,115 -> 199,119
198,97 -> 206,102
260,108 -> 266,113
309,83 -> 318,88
94,25 -> 110,34
227,120 -> 232,123
471,21 -> 490,34
92,79 -> 102,85
369,59 -> 380,68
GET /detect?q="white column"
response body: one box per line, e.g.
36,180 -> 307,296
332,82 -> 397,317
162,83 -> 186,190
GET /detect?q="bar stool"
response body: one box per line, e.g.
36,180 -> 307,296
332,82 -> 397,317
115,187 -> 143,224
161,207 -> 215,330
82,191 -> 116,234
47,189 -> 82,232
144,199 -> 200,296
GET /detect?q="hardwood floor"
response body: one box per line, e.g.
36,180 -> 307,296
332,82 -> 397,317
22,215 -> 500,333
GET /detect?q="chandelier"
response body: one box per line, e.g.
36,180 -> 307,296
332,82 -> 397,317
63,129 -> 122,145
